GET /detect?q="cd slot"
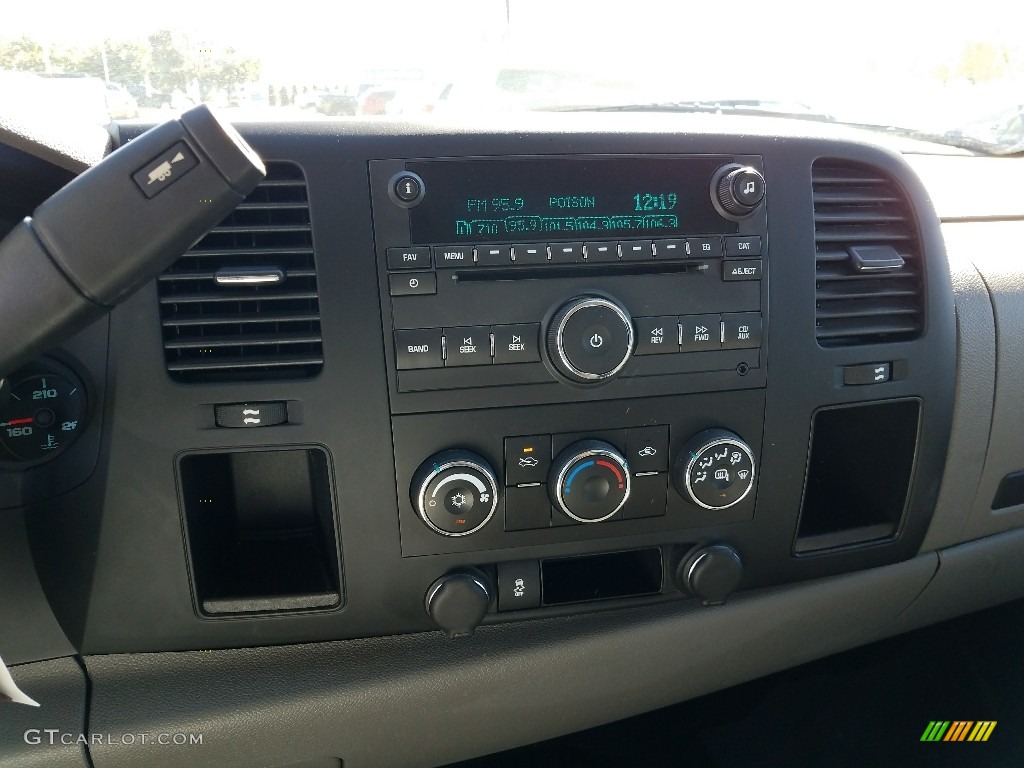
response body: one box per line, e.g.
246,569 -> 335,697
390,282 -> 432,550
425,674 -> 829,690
454,261 -> 712,282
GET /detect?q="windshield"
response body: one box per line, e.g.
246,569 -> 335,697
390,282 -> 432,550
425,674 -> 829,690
2,0 -> 1022,154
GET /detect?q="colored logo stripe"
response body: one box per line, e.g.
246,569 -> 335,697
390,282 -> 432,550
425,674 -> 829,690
969,722 -> 997,742
921,720 -> 996,742
944,721 -> 973,741
921,721 -> 950,741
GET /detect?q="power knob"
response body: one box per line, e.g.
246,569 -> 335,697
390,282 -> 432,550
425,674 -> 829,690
546,296 -> 634,385
711,164 -> 765,218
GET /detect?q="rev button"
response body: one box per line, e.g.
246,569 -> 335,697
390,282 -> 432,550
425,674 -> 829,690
635,316 -> 678,355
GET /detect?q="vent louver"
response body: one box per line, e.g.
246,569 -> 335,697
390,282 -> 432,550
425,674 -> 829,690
812,159 -> 924,346
158,162 -> 323,382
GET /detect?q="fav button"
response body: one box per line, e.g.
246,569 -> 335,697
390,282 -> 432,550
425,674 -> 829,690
386,246 -> 431,270
444,326 -> 492,366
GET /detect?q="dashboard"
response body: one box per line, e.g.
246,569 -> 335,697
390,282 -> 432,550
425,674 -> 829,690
2,113 -> 1023,768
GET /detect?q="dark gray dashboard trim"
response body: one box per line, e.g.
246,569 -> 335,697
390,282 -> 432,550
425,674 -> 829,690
0,656 -> 89,768
83,554 -> 937,768
0,512 -> 74,665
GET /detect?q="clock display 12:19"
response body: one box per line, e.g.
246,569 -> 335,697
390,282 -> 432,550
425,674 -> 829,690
633,192 -> 678,212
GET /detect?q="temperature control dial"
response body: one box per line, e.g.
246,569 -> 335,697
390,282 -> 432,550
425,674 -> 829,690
0,364 -> 87,463
412,450 -> 499,537
549,440 -> 631,523
546,296 -> 634,384
673,429 -> 756,510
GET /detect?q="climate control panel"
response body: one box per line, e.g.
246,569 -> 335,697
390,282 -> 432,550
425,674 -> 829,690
392,390 -> 764,556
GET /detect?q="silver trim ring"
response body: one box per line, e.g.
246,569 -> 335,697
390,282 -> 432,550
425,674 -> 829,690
425,574 -> 490,609
555,298 -> 634,381
684,438 -> 756,511
554,448 -> 632,523
416,460 -> 498,537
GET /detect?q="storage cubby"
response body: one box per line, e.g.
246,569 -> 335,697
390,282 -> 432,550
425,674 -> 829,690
179,448 -> 341,615
795,400 -> 920,553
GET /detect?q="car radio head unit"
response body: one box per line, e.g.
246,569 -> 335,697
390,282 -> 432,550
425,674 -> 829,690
404,156 -> 741,244
371,153 -> 768,405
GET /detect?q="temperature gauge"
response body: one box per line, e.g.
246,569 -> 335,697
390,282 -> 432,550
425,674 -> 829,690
0,363 -> 87,463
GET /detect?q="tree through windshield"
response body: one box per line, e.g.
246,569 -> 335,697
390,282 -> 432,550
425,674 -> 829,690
1,0 -> 1022,152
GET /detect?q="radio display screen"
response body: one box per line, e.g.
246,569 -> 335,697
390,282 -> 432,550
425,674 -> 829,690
406,156 -> 739,244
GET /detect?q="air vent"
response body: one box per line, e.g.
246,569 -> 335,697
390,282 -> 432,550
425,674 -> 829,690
158,162 -> 323,381
812,159 -> 924,346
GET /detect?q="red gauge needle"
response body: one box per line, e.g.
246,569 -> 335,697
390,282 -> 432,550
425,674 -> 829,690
4,418 -> 33,426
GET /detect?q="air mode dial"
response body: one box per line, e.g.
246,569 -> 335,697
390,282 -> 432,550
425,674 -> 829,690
549,439 -> 631,523
673,429 -> 756,510
412,450 -> 499,536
